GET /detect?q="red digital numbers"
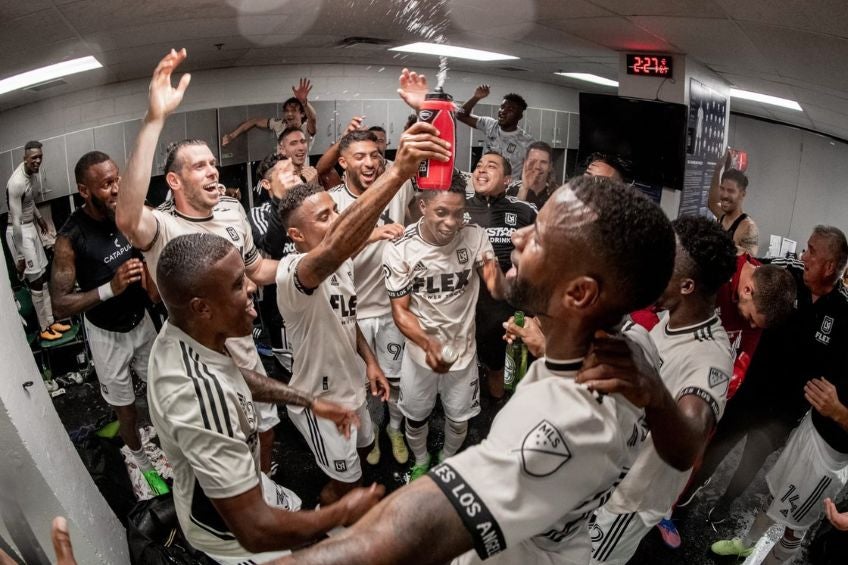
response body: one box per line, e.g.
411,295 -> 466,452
627,54 -> 672,77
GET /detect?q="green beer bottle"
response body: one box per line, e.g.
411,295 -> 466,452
504,311 -> 528,392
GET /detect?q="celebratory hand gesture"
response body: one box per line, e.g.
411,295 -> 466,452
146,48 -> 191,122
109,258 -> 144,297
292,77 -> 312,104
398,68 -> 429,111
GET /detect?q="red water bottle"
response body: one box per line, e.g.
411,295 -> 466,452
416,89 -> 455,190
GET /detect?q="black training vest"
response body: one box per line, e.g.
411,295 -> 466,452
719,212 -> 748,239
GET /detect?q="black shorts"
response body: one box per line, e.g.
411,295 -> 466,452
475,290 -> 514,371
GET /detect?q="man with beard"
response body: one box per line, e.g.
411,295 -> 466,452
6,140 -> 69,342
708,150 -> 759,255
51,151 -> 168,495
383,174 -> 505,481
328,129 -> 415,466
457,84 -> 534,174
264,176 -> 706,565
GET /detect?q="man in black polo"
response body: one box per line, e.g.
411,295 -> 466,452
465,151 -> 537,397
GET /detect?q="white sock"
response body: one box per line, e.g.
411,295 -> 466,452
443,418 -> 468,457
388,385 -> 403,430
742,509 -> 773,547
763,530 -> 804,564
405,421 -> 429,463
42,286 -> 55,326
31,289 -> 53,330
130,447 -> 154,472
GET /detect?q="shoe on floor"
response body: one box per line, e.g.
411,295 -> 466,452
656,518 -> 681,549
366,437 -> 381,465
386,426 -> 409,464
708,502 -> 730,527
39,328 -> 62,341
142,470 -> 170,496
50,321 -> 71,333
710,538 -> 753,557
408,454 -> 432,483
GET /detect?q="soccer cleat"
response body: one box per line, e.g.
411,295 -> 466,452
366,438 -> 381,465
656,518 -> 682,549
142,470 -> 170,496
386,427 -> 409,464
408,454 -> 432,482
677,476 -> 711,508
50,321 -> 71,333
710,538 -> 753,557
39,328 -> 62,341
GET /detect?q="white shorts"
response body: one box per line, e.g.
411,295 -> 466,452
287,402 -> 374,483
205,474 -> 302,564
589,506 -> 656,565
225,335 -> 281,433
398,350 -> 481,423
358,313 -> 405,382
766,411 -> 848,531
6,223 -> 48,280
85,312 -> 157,407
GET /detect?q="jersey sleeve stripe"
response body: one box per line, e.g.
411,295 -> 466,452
592,511 -> 637,561
180,341 -> 213,432
197,357 -> 235,438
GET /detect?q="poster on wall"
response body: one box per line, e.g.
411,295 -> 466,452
679,78 -> 728,217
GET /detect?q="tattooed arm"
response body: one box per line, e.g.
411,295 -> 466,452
266,477 -> 472,565
734,217 -> 759,256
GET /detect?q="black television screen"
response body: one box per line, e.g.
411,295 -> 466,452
578,93 -> 688,189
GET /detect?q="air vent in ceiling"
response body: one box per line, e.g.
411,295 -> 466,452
24,79 -> 67,92
498,66 -> 529,72
336,36 -> 392,48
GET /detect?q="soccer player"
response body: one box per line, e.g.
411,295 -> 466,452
5,140 -> 69,341
328,129 -> 415,465
264,176 -> 698,565
590,216 -> 737,564
275,121 -> 451,505
708,150 -> 759,255
384,173 -> 505,480
50,151 -> 167,495
149,233 -> 383,564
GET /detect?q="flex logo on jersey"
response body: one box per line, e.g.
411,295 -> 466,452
329,294 -> 357,318
817,315 -> 835,345
457,248 -> 469,264
708,367 -> 730,389
411,269 -> 471,296
226,226 -> 240,242
520,420 -> 572,477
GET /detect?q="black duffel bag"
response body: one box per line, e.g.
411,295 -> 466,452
126,493 -> 216,565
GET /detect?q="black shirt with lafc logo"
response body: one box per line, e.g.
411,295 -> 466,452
464,192 -> 537,274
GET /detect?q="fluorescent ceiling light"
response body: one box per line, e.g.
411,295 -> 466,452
0,56 -> 103,96
729,88 -> 802,111
555,72 -> 619,87
389,42 -> 518,62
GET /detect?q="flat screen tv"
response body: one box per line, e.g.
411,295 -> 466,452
578,93 -> 688,189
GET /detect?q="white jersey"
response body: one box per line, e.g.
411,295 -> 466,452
328,180 -> 414,319
435,325 -> 656,564
6,162 -> 42,251
604,312 -> 732,521
148,321 -> 261,559
383,221 -> 493,371
276,254 -> 365,412
475,116 -> 535,175
268,119 -> 313,150
142,197 -> 260,288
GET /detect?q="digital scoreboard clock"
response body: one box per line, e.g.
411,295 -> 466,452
626,54 -> 673,78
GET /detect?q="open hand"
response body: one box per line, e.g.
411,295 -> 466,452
398,68 -> 429,111
473,84 -> 490,99
146,49 -> 191,122
292,77 -> 312,103
110,258 -> 144,296
312,398 -> 360,439
339,484 -> 386,526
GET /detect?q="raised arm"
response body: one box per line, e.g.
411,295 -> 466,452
316,116 -> 364,182
707,149 -> 731,219
50,236 -> 144,319
457,84 -> 490,128
292,78 -> 318,137
116,49 -> 191,249
222,117 -> 271,147
296,122 -> 450,289
265,477 -> 472,565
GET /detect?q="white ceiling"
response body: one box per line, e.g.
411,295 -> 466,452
2,0 -> 848,139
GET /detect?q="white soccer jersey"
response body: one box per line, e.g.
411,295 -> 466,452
148,321 -> 261,559
276,254 -> 365,412
475,116 -> 535,175
329,180 -> 414,319
142,197 -> 260,288
434,324 -> 656,564
604,312 -> 732,521
6,162 -> 41,226
383,221 -> 493,371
